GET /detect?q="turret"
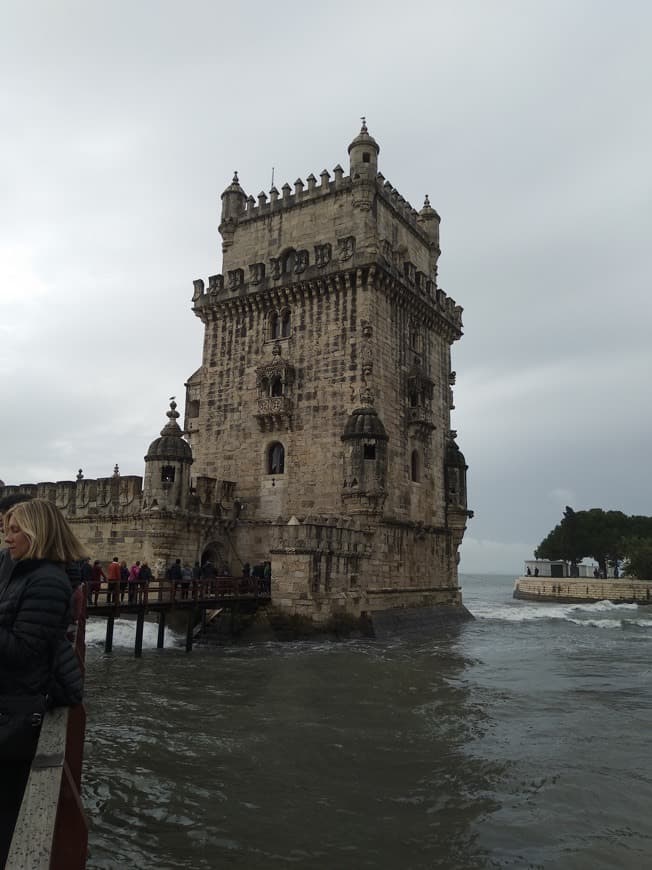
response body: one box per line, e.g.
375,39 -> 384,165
341,389 -> 388,515
143,399 -> 193,511
417,194 -> 441,278
444,430 -> 468,515
348,118 -> 380,179
219,171 -> 246,250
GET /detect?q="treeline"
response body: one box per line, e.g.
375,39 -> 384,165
535,507 -> 652,580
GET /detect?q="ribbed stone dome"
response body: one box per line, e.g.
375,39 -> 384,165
145,400 -> 193,463
347,120 -> 380,156
342,407 -> 388,441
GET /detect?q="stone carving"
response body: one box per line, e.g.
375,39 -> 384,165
269,257 -> 281,280
337,235 -> 356,261
249,262 -> 266,285
294,250 -> 309,274
314,243 -> 332,268
208,274 -> 224,295
192,279 -> 204,301
404,261 -> 416,286
360,386 -> 374,406
227,269 -> 244,291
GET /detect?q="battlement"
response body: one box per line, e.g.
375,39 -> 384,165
226,168 -> 428,240
191,256 -> 463,333
0,475 -> 144,517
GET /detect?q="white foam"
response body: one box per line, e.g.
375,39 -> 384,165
469,598 -> 651,626
570,600 -> 639,613
85,617 -> 184,649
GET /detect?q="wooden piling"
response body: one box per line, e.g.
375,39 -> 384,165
105,615 -> 114,653
135,610 -> 145,657
157,611 -> 166,648
185,608 -> 195,653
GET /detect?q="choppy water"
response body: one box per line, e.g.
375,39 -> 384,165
82,575 -> 652,869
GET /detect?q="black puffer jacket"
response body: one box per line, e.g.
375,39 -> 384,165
0,558 -> 72,696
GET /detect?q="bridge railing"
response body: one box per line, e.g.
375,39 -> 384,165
87,575 -> 271,608
6,591 -> 88,870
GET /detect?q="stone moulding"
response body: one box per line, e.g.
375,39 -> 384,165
192,262 -> 463,338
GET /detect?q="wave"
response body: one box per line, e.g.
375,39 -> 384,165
85,617 -> 185,649
469,598 -> 652,628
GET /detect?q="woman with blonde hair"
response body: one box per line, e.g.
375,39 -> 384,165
0,498 -> 87,866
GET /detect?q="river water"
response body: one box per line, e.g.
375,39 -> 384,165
82,574 -> 652,869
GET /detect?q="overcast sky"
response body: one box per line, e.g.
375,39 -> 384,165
1,1 -> 650,574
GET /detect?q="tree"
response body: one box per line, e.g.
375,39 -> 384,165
535,506 -> 631,576
623,538 -> 652,580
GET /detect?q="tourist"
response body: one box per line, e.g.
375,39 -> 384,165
106,557 -> 121,604
169,558 -> 183,598
128,561 -> 141,604
181,563 -> 193,600
80,556 -> 93,604
90,560 -> 105,606
200,560 -> 216,596
0,494 -> 35,591
0,498 -> 87,867
526,567 -> 532,576
119,560 -> 129,603
138,561 -> 152,603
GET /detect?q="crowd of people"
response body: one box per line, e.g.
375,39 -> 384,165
81,555 -> 272,605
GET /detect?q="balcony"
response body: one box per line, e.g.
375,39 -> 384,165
256,396 -> 293,431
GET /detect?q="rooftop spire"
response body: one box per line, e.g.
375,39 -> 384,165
161,398 -> 183,437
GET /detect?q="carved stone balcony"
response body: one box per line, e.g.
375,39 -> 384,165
255,396 -> 293,431
407,405 -> 435,438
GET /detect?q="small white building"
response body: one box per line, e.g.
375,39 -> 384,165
523,559 -> 602,579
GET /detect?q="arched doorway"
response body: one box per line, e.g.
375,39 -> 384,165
201,541 -> 226,572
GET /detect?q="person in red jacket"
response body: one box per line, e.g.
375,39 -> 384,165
106,557 -> 121,605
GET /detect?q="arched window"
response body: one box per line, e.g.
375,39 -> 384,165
410,450 -> 420,482
161,465 -> 176,484
281,309 -> 291,337
270,376 -> 283,397
269,312 -> 280,340
268,442 -> 285,475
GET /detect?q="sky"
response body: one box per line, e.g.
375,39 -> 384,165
1,1 -> 650,574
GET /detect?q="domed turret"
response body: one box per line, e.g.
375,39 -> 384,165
444,431 -> 468,512
219,171 -> 246,251
341,398 -> 389,515
220,171 -> 246,222
342,407 -> 389,441
144,399 -> 193,510
348,118 -> 380,179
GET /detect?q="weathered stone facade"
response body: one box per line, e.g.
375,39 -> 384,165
1,123 -> 472,624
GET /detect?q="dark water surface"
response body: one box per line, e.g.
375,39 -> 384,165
83,575 -> 652,869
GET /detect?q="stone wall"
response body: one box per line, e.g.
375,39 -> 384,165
513,577 -> 652,604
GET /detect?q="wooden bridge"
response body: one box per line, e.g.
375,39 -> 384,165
88,576 -> 271,655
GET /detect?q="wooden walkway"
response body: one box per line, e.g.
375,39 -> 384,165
87,577 -> 271,654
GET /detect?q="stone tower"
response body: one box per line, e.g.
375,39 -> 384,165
187,122 -> 471,622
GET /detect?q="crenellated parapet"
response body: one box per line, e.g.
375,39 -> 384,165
218,166 -> 434,244
191,259 -> 463,338
0,475 -> 145,518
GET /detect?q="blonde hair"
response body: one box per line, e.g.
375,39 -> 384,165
5,498 -> 89,563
